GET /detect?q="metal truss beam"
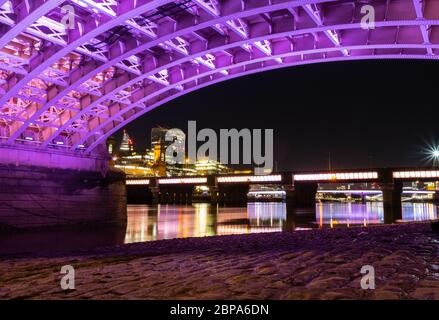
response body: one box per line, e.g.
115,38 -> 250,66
2,0 -> 172,143
84,51 -> 439,152
412,0 -> 433,55
55,18 -> 439,150
0,0 -> 437,153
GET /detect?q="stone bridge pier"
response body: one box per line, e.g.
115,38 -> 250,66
0,145 -> 126,230
378,169 -> 403,223
282,170 -> 318,220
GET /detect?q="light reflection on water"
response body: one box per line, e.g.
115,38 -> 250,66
124,203 -> 287,244
1,202 -> 437,256
124,202 -> 438,244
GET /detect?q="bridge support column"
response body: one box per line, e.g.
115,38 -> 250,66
361,193 -> 367,204
380,182 -> 403,223
149,185 -> 160,204
207,175 -> 219,204
378,169 -> 403,223
293,182 -> 319,207
126,185 -> 152,204
219,185 -> 249,206
147,178 -> 160,204
283,184 -> 295,208
0,145 -> 126,230
282,171 -> 317,223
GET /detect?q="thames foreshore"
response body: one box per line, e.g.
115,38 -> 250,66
0,222 -> 438,300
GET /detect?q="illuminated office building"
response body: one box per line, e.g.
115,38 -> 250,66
112,128 -> 233,177
151,127 -> 185,165
195,159 -> 230,175
120,129 -> 135,154
107,135 -> 117,155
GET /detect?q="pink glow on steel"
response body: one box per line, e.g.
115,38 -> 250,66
84,53 -> 439,153
0,0 -> 437,155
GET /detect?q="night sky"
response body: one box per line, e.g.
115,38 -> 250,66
117,59 -> 439,171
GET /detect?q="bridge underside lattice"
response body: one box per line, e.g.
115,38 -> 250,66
0,0 -> 437,154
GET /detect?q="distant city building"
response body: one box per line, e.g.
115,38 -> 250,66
106,135 -> 117,155
167,163 -> 197,176
111,127 -> 234,177
195,159 -> 230,175
151,127 -> 168,147
120,129 -> 135,154
151,126 -> 185,165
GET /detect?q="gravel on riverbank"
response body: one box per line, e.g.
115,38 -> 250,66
0,222 -> 438,300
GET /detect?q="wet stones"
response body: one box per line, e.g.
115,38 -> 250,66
0,222 -> 438,300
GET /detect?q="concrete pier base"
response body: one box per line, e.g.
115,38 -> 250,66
218,185 -> 250,206
126,184 -> 153,204
0,165 -> 127,230
0,145 -> 126,230
291,182 -> 318,207
381,182 -> 403,223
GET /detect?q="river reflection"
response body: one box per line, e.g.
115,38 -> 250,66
124,202 -> 438,243
124,203 -> 287,243
315,202 -> 436,227
1,202 -> 436,256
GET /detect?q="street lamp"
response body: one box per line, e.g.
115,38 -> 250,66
432,149 -> 439,167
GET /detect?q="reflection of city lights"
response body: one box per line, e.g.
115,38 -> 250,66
316,202 -> 384,226
124,201 -> 437,244
319,204 -> 323,229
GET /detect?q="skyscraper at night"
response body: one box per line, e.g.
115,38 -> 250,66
151,127 -> 185,165
120,129 -> 134,154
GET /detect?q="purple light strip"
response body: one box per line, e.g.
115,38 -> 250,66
0,0 -> 438,153
317,190 -> 435,195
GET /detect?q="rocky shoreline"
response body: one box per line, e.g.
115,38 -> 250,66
0,222 -> 438,300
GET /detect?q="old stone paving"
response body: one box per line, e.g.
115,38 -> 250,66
0,223 -> 438,300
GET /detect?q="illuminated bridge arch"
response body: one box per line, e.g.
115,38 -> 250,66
0,0 -> 438,154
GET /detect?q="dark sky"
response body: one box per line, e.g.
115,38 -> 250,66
117,59 -> 439,171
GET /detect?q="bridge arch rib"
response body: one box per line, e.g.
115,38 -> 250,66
0,0 -> 437,154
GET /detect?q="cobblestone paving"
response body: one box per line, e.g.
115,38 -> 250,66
0,223 -> 438,300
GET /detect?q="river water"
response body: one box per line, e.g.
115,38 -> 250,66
124,202 -> 438,243
1,202 -> 437,256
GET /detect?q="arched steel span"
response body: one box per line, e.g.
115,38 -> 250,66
0,0 -> 438,154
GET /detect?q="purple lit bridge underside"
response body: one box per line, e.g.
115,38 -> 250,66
0,0 -> 438,155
